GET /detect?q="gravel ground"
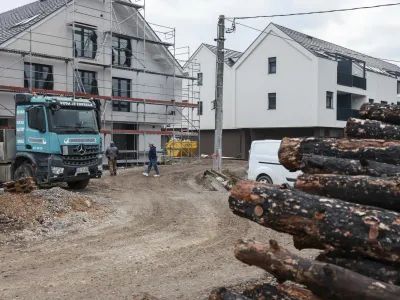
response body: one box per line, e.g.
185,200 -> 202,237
0,160 -> 319,299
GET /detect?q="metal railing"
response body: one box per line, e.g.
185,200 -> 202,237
337,72 -> 367,90
337,108 -> 360,121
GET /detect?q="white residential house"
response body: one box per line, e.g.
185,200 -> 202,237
0,0 -> 187,163
187,23 -> 400,158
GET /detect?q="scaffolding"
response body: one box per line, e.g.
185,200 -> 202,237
0,0 -> 201,165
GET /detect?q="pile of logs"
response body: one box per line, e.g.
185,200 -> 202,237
2,177 -> 37,193
213,103 -> 400,299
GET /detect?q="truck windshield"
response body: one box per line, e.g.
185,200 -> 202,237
48,108 -> 99,133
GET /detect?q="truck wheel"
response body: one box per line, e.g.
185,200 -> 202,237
67,179 -> 90,190
257,175 -> 273,184
14,163 -> 34,179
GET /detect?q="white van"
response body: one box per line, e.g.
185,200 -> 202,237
247,140 -> 302,185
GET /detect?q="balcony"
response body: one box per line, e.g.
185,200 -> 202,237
337,72 -> 367,90
337,108 -> 360,121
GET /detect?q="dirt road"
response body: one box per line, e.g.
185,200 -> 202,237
0,161 -> 317,299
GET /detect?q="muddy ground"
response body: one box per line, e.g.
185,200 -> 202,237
0,160 -> 318,300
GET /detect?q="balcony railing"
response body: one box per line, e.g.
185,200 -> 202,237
337,72 -> 367,90
337,108 -> 360,121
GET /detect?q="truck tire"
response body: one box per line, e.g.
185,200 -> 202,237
67,179 -> 90,190
256,175 -> 273,184
14,163 -> 34,179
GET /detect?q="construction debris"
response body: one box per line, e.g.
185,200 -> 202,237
211,102 -> 400,299
202,169 -> 239,191
2,177 -> 37,193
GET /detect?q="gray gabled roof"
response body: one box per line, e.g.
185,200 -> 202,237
203,43 -> 242,67
0,0 -> 71,46
273,23 -> 400,75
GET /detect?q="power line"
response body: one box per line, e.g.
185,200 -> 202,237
225,18 -> 400,65
228,2 -> 400,20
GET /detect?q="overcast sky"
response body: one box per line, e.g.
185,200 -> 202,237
4,0 -> 400,65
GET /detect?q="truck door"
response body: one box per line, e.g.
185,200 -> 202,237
25,106 -> 50,153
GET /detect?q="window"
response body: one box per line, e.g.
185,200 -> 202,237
112,36 -> 132,67
268,57 -> 276,74
49,109 -> 98,133
197,101 -> 203,116
74,26 -> 97,59
112,77 -> 131,112
381,101 -> 388,104
75,70 -> 97,94
397,81 -> 400,95
24,63 -> 53,90
28,107 -> 46,132
397,101 -> 400,106
326,91 -> 333,108
268,93 -> 276,110
197,73 -> 203,86
369,99 -> 374,104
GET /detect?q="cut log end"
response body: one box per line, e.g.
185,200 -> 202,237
235,239 -> 400,300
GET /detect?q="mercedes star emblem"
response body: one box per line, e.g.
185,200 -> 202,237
77,144 -> 86,155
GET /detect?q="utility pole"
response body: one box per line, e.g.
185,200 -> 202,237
213,15 -> 225,173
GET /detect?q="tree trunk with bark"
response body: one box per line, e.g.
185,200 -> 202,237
300,155 -> 400,177
360,103 -> 400,125
209,288 -> 251,300
316,251 -> 400,285
279,137 -> 400,172
275,282 -> 321,300
230,181 -> 400,264
345,118 -> 400,140
235,239 -> 400,300
295,174 -> 400,212
209,282 -> 319,300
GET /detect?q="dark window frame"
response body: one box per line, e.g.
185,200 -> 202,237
112,36 -> 132,67
197,73 -> 203,86
24,63 -> 54,90
73,26 -> 97,59
28,106 -> 46,132
75,69 -> 96,94
197,101 -> 203,115
268,57 -> 276,74
369,99 -> 374,104
112,77 -> 132,112
268,93 -> 276,110
326,91 -> 333,109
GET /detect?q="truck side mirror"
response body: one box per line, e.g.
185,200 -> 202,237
28,107 -> 47,133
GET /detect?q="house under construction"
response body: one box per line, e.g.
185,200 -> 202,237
0,0 -> 201,164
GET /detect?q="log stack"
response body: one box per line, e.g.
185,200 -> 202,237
210,103 -> 400,299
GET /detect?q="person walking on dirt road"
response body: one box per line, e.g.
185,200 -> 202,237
106,141 -> 119,176
143,141 -> 160,177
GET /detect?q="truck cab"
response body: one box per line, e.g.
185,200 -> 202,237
7,93 -> 103,189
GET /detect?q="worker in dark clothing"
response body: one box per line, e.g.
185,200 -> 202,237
143,141 -> 160,177
105,141 -> 119,176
